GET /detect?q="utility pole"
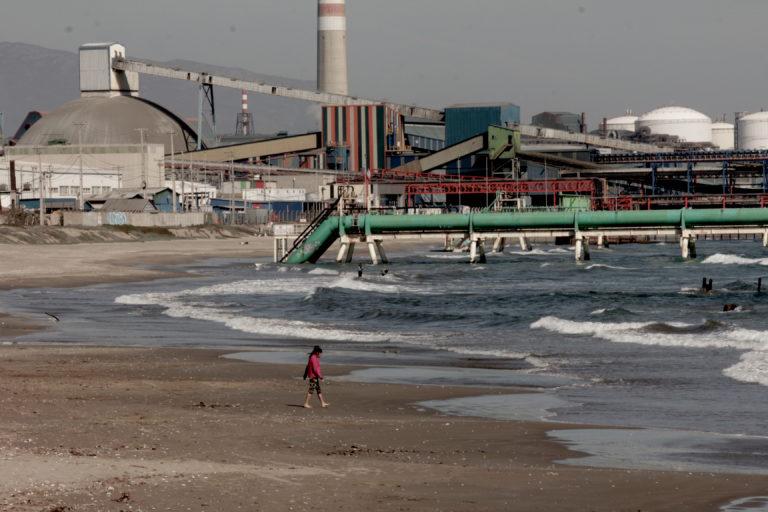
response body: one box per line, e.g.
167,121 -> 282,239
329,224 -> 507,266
38,148 -> 45,226
166,131 -> 177,213
135,128 -> 148,195
74,122 -> 87,210
229,157 -> 235,225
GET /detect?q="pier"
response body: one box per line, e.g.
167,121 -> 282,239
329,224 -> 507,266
279,208 -> 768,264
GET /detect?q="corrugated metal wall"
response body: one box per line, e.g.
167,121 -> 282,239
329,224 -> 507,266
445,104 -> 521,146
322,105 -> 406,172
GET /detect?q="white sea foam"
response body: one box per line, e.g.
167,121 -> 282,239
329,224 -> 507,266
724,351 -> 768,386
307,268 -> 340,276
117,287 -> 413,344
702,253 -> 768,266
425,253 -> 468,260
585,264 -> 636,271
531,316 -> 768,386
530,316 -> 765,351
590,309 -> 607,316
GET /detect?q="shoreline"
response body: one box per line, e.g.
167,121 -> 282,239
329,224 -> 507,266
0,344 -> 766,511
1,238 -> 767,509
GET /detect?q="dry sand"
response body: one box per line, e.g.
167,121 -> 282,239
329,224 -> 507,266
0,234 -> 766,511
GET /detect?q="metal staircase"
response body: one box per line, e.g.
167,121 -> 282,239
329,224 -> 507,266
279,198 -> 340,263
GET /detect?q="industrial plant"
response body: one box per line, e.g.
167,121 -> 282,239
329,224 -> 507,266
2,0 -> 768,261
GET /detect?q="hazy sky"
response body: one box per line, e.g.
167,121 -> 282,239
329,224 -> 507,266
3,0 -> 768,124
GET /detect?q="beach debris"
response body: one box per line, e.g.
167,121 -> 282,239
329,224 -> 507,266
44,312 -> 60,322
194,401 -> 239,409
111,492 -> 131,503
723,304 -> 740,312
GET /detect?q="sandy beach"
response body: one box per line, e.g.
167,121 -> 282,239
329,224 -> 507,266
1,235 -> 767,511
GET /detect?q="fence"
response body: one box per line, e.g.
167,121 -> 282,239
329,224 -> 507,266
63,211 -> 209,227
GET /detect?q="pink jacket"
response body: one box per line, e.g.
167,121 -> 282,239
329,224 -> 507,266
306,354 -> 323,379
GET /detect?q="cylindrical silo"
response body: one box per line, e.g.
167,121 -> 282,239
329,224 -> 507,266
317,0 -> 349,95
711,122 -> 735,150
637,106 -> 712,143
737,112 -> 768,150
605,114 -> 638,133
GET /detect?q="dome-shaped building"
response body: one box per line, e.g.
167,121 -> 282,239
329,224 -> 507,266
605,114 -> 638,133
18,95 -> 199,154
637,106 -> 712,144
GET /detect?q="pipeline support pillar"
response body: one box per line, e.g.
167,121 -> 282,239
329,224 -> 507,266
763,230 -> 768,248
575,233 -> 590,262
492,236 -> 506,253
367,239 -> 388,265
469,237 -> 486,264
680,230 -> 697,260
519,235 -> 532,252
336,237 -> 355,263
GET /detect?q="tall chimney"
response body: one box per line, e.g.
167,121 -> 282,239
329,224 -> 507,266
317,0 -> 349,95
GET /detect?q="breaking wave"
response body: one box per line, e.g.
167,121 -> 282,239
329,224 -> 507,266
702,254 -> 768,266
531,316 -> 768,386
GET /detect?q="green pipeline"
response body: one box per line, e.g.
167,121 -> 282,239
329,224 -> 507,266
284,208 -> 768,264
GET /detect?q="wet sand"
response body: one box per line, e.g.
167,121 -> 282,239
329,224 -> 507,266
1,237 -> 767,510
1,345 -> 768,512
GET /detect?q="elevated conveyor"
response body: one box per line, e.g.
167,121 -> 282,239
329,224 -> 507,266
283,208 -> 768,264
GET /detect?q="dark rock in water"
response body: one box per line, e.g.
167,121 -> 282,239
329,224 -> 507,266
723,304 -> 739,312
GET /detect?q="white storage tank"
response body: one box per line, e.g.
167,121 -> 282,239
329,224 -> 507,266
711,122 -> 735,150
605,113 -> 638,133
637,106 -> 712,143
737,112 -> 768,150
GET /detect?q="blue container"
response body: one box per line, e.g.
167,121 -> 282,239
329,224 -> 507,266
445,103 -> 520,146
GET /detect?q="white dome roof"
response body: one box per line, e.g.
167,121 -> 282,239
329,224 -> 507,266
607,115 -> 639,124
740,111 -> 768,122
639,106 -> 711,123
711,122 -> 734,130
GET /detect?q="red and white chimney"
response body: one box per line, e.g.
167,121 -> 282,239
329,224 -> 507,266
317,0 -> 349,95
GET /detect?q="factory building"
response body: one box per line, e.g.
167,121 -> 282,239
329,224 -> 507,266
321,104 -> 407,172
445,103 -> 520,146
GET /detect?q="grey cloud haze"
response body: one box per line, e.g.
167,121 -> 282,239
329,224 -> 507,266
2,0 -> 768,124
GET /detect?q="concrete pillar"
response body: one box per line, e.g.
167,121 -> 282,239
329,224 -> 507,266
273,238 -> 279,263
681,231 -> 697,260
336,238 -> 356,263
519,235 -> 532,252
763,230 -> 768,248
492,236 -> 506,253
470,238 -> 486,264
597,234 -> 609,248
368,240 -> 381,265
575,234 -> 591,262
376,240 -> 389,264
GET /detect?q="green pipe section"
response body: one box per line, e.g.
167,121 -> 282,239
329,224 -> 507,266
285,208 -> 768,264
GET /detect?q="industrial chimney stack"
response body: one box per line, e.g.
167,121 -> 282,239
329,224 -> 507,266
317,0 -> 349,95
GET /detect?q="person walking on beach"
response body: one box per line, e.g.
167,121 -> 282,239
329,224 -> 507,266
303,345 -> 330,408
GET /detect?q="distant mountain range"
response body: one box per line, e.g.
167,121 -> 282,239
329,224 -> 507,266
0,42 -> 319,141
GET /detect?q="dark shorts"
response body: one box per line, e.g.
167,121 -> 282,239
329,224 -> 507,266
308,378 -> 322,394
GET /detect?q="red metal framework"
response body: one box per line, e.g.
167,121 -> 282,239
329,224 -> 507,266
405,179 -> 596,199
593,194 -> 768,211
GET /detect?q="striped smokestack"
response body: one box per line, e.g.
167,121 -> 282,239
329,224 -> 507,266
317,0 -> 348,95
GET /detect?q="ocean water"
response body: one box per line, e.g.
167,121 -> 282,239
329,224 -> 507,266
3,240 -> 768,444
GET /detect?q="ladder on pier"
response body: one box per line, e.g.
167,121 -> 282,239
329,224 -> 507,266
278,198 -> 340,263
